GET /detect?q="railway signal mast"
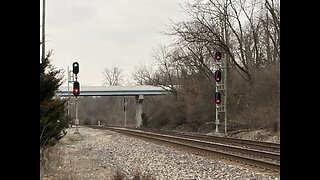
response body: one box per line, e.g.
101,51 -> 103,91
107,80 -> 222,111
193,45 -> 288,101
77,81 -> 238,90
68,61 -> 80,134
213,51 -> 227,134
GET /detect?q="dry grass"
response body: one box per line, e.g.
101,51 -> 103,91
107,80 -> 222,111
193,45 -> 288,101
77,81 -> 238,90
40,147 -> 60,174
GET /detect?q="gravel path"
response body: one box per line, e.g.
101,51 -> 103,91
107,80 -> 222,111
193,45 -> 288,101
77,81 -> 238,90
41,126 -> 280,180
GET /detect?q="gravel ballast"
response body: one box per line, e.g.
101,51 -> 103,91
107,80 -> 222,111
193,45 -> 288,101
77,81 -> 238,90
41,126 -> 280,180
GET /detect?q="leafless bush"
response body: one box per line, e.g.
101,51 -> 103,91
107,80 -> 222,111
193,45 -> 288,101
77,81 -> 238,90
227,65 -> 279,131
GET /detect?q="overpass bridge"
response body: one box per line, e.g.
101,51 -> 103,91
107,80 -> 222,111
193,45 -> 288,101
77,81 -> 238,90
55,85 -> 169,128
56,85 -> 168,96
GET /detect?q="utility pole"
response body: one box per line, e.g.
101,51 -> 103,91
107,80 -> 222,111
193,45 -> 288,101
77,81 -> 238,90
41,0 -> 46,62
67,66 -> 70,116
223,0 -> 229,134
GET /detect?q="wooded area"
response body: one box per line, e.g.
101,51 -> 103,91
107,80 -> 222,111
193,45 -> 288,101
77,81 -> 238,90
69,0 -> 280,134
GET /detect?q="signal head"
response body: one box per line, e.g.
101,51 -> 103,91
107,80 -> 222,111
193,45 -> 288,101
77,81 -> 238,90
72,62 -> 79,74
73,81 -> 80,97
214,51 -> 222,61
214,70 -> 222,82
215,92 -> 222,104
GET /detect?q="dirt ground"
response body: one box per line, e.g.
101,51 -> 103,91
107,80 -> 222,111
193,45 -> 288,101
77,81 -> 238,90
40,127 -> 116,180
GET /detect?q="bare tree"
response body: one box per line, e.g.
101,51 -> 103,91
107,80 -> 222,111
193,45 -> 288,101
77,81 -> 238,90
132,45 -> 181,95
102,66 -> 124,86
132,63 -> 155,86
130,0 -> 280,131
151,45 -> 180,94
166,0 -> 279,83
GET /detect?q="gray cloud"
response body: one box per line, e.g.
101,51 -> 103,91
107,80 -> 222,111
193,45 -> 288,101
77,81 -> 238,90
42,0 -> 190,86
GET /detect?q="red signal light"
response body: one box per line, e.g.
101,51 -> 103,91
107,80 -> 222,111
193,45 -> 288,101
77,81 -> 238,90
73,81 -> 80,97
214,70 -> 222,82
214,51 -> 222,61
215,92 -> 221,104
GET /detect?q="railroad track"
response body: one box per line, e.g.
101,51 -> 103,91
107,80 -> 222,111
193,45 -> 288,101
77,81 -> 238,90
148,129 -> 280,153
89,125 -> 280,172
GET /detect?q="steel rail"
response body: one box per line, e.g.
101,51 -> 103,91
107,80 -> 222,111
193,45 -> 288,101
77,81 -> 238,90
90,126 -> 280,172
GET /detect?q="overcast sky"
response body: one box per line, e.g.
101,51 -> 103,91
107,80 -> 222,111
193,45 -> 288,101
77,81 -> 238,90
41,0 -> 191,86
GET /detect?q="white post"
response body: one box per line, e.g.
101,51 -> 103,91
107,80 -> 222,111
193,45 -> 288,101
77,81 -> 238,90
215,83 -> 219,133
74,97 -> 79,134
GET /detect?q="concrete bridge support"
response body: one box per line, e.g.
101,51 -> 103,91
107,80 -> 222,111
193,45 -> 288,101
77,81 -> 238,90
135,95 -> 144,128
